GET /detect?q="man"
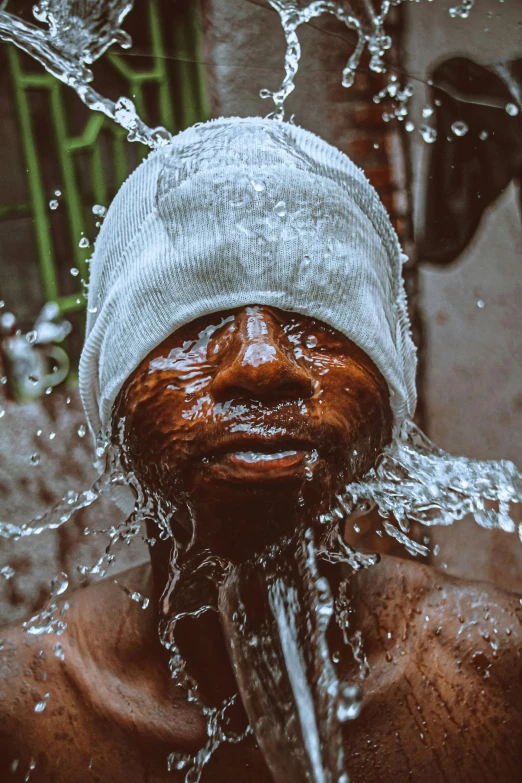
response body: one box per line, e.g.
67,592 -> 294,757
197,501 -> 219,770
1,117 -> 521,782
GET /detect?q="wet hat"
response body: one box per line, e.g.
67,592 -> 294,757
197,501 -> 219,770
80,116 -> 417,441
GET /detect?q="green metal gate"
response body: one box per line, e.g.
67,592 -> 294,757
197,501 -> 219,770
0,0 -> 209,343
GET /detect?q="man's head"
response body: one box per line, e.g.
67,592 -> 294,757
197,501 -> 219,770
79,116 -> 416,556
115,305 -> 392,558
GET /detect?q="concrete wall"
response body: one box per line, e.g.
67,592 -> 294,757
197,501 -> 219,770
404,0 -> 522,589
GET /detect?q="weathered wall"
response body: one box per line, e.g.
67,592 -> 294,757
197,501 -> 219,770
404,0 -> 522,590
0,382 -> 147,627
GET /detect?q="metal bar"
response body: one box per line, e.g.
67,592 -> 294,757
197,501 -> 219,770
65,113 -> 105,151
149,0 -> 176,133
7,46 -> 59,303
91,143 -> 108,207
49,82 -> 90,280
56,293 -> 87,313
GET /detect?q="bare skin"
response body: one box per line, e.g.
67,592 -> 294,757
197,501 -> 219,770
1,305 -> 521,781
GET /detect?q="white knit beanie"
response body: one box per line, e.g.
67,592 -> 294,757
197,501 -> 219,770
80,116 -> 417,442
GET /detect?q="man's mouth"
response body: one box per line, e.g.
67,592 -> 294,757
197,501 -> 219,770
202,438 -> 316,482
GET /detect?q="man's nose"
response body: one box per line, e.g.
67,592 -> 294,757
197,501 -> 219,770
211,308 -> 314,401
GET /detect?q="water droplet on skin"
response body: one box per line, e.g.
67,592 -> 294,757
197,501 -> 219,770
53,642 -> 65,661
1,565 -> 15,580
49,432 -> 56,441
79,237 -> 90,249
419,125 -> 437,144
30,453 -> 40,466
451,120 -> 468,137
405,120 -> 414,132
337,684 -> 363,721
49,199 -> 59,210
77,425 -> 86,438
34,700 -> 47,713
274,201 -> 287,218
422,105 -> 434,119
477,299 -> 485,308
505,102 -> 519,116
26,330 -> 38,345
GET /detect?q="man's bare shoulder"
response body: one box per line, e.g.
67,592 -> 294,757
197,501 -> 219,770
0,563 -> 206,781
352,554 -> 522,664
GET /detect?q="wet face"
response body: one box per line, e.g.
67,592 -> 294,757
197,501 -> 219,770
115,306 -> 392,560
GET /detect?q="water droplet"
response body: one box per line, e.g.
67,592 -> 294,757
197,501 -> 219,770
274,201 -> 287,218
92,204 -> 107,217
54,190 -> 61,197
70,267 -> 79,277
337,683 -> 363,721
77,425 -> 86,438
1,565 -> 15,580
505,102 -> 519,117
422,105 -> 434,119
49,200 -> 59,210
79,237 -> 90,249
479,130 -> 489,140
451,120 -> 468,137
419,125 -> 437,144
53,642 -> 65,661
30,453 -> 40,466
250,178 -> 265,192
88,305 -> 98,314
26,330 -> 38,345
477,299 -> 485,308
49,432 -> 56,441
405,120 -> 415,132
34,700 -> 47,713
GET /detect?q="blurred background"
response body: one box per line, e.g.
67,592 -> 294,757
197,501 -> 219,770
0,0 -> 520,625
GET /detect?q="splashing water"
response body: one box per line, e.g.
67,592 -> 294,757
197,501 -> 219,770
0,0 -> 482,143
261,1 -> 392,120
449,0 -> 475,20
0,0 -> 171,147
341,420 -> 522,543
219,527 -> 357,783
22,571 -> 69,635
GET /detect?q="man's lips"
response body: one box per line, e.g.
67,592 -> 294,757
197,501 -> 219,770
227,449 -> 304,470
201,438 -> 315,482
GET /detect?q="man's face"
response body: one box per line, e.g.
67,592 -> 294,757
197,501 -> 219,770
116,306 -> 392,556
